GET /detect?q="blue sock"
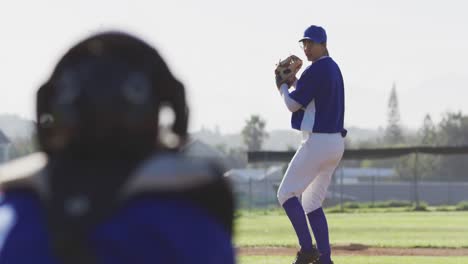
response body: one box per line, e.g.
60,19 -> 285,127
282,197 -> 313,252
307,207 -> 332,264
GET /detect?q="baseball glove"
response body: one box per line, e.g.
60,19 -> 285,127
274,55 -> 302,89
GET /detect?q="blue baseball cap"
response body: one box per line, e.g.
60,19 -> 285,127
299,25 -> 327,43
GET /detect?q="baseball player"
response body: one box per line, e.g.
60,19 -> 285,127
275,25 -> 346,264
0,32 -> 234,264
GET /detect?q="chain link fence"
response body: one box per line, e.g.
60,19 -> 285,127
228,146 -> 468,209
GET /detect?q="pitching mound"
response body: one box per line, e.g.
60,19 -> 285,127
237,244 -> 468,256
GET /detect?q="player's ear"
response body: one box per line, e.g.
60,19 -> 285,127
36,81 -> 56,153
170,79 -> 189,145
321,43 -> 329,56
157,77 -> 188,150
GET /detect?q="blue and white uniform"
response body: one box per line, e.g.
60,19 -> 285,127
275,25 -> 345,264
277,55 -> 346,212
0,153 -> 235,264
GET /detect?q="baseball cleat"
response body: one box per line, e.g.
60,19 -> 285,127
291,247 -> 321,264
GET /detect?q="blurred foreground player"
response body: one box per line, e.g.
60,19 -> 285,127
0,32 -> 234,264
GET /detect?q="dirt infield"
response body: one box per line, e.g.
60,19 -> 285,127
237,244 -> 468,256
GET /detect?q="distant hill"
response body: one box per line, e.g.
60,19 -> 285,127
191,127 -> 384,151
0,113 -> 383,149
191,129 -> 301,150
0,114 -> 35,139
264,130 -> 302,150
190,125 -> 387,151
345,126 -> 381,143
190,128 -> 303,151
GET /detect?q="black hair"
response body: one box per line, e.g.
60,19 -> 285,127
37,31 -> 188,157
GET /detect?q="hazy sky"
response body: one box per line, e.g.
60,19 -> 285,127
1,0 -> 467,133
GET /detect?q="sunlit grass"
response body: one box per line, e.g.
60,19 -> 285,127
239,256 -> 468,264
235,211 -> 468,248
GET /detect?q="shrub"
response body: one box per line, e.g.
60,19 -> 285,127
435,206 -> 453,212
343,202 -> 361,209
370,200 -> 412,208
325,206 -> 348,213
412,202 -> 429,212
456,201 -> 468,211
385,200 -> 413,208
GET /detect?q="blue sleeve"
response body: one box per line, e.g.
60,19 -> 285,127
289,67 -> 320,107
0,193 -> 234,264
0,191 -> 58,264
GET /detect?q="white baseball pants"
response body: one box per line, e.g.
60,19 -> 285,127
277,132 -> 344,213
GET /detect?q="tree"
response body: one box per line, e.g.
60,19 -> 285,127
436,112 -> 468,180
419,114 -> 437,146
9,135 -> 38,159
241,115 -> 268,151
437,112 -> 468,146
384,83 -> 404,145
214,143 -> 228,155
415,114 -> 439,179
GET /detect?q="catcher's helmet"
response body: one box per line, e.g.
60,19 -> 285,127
36,32 -> 188,157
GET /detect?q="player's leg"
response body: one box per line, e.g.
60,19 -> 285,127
302,167 -> 335,264
302,135 -> 344,264
277,133 -> 326,256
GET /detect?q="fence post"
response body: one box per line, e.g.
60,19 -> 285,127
249,176 -> 252,211
372,169 -> 376,207
265,167 -> 268,207
447,178 -> 451,205
340,166 -> 344,212
413,152 -> 420,207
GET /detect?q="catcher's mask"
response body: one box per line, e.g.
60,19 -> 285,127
36,32 -> 188,157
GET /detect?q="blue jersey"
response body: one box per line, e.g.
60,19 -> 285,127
0,153 -> 234,264
0,191 -> 234,264
289,57 -> 345,134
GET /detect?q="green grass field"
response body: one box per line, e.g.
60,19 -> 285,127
235,210 -> 468,248
238,256 -> 468,264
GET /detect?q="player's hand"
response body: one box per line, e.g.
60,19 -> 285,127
286,76 -> 297,87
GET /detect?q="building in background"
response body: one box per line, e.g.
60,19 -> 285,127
182,138 -> 247,170
338,167 -> 396,184
225,165 -> 284,208
0,130 -> 11,163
